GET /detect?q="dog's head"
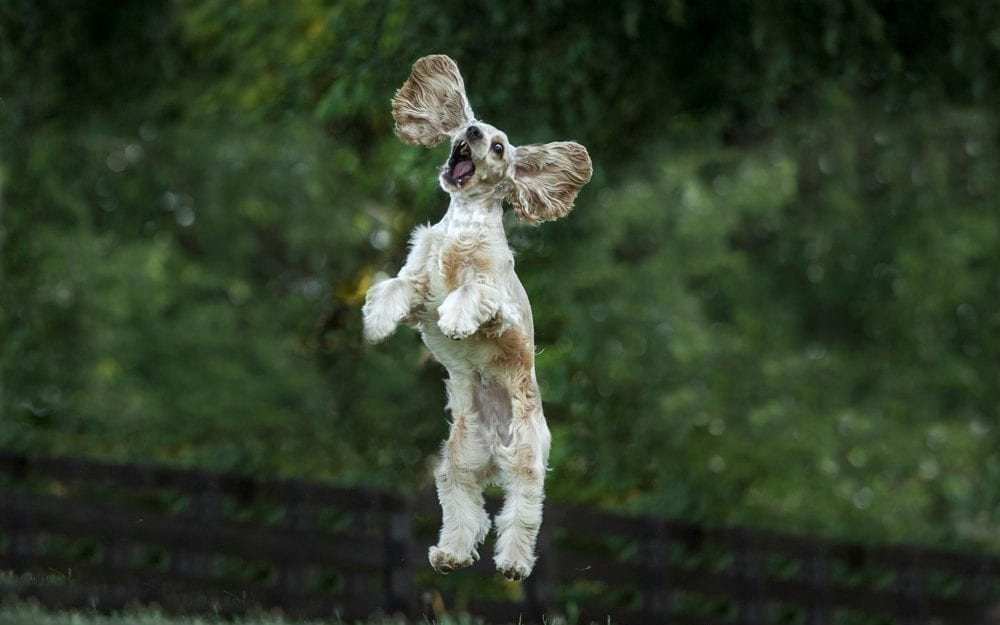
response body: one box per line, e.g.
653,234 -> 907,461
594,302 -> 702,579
391,55 -> 592,224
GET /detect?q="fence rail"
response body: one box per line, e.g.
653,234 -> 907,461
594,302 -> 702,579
0,452 -> 997,624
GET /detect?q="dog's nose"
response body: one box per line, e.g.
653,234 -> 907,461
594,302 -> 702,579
466,125 -> 483,141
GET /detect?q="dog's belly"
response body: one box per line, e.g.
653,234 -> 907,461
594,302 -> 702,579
419,314 -> 498,371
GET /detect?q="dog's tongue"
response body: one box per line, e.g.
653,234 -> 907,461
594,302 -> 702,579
453,160 -> 473,179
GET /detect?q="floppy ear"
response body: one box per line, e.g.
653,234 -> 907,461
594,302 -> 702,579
391,55 -> 475,148
509,141 -> 593,224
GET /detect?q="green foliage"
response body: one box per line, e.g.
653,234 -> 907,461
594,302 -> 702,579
1,0 -> 998,553
535,101 -> 998,546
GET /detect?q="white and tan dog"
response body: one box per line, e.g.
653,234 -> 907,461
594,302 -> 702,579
362,55 -> 591,580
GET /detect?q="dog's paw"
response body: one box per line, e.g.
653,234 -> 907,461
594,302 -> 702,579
495,556 -> 533,581
437,300 -> 481,340
362,310 -> 398,343
437,316 -> 479,340
484,301 -> 522,336
362,279 -> 416,343
429,545 -> 475,574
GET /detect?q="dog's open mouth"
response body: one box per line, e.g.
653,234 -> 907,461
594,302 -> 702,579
445,141 -> 476,187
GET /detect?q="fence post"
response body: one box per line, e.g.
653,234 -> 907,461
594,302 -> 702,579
524,519 -> 557,623
171,471 -> 218,585
898,548 -> 925,625
736,528 -> 764,625
278,481 -> 312,607
383,497 -> 415,616
104,538 -> 132,573
103,456 -> 136,580
4,458 -> 37,572
973,558 -> 999,625
7,497 -> 37,572
643,518 -> 669,622
807,546 -> 830,625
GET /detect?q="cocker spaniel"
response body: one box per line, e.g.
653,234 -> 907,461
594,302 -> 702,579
362,54 -> 591,580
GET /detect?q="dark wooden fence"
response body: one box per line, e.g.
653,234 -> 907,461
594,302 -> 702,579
0,452 -> 997,624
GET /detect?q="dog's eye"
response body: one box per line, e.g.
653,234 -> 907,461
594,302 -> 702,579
491,142 -> 504,156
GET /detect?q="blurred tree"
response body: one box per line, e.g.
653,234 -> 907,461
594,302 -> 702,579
0,0 -> 997,547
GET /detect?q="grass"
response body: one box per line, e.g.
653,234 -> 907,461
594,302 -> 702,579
0,603 -> 616,625
0,603 -> 321,625
0,603 -> 399,625
0,602 -> 504,625
0,575 -> 614,625
0,572 -> 490,625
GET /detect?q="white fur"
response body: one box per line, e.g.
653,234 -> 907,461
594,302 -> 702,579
362,278 -> 419,343
364,55 -> 591,580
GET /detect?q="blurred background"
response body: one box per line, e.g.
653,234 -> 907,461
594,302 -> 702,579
1,0 -> 998,560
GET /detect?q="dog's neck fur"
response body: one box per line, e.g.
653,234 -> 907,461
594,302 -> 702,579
440,190 -> 505,238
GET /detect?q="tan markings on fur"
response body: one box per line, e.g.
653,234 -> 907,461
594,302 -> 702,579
448,413 -> 468,455
490,328 -> 534,373
518,376 -> 539,421
510,142 -> 593,224
392,55 -> 475,148
512,442 -> 541,485
446,414 -> 472,469
442,241 -> 493,290
440,247 -> 463,291
402,275 -> 429,323
445,414 -> 495,483
411,268 -> 430,295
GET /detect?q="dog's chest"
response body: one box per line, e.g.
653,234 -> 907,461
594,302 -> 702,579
422,219 -> 512,303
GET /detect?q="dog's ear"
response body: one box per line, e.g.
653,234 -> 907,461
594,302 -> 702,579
508,141 -> 593,224
391,55 -> 475,148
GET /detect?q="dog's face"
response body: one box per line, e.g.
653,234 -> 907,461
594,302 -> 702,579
392,55 -> 592,223
440,121 -> 512,194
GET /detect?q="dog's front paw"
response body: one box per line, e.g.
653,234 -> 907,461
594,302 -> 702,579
437,313 -> 479,340
484,301 -> 522,336
362,278 -> 416,343
429,545 -> 475,574
495,555 -> 534,581
437,295 -> 482,340
363,308 -> 399,343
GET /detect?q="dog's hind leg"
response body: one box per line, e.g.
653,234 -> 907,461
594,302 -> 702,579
429,373 -> 492,573
493,373 -> 551,581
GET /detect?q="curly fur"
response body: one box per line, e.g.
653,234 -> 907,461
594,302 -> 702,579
391,55 -> 475,148
510,142 -> 594,224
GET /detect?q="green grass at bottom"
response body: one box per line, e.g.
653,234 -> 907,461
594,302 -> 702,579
0,602 -> 408,625
0,602 -> 566,625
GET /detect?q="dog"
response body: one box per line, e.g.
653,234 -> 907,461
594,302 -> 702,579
362,55 -> 591,580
